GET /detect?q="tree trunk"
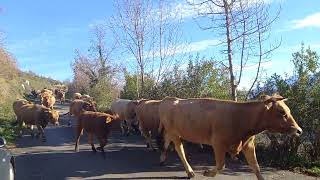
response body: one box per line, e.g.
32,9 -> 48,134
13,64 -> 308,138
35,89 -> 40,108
223,1 -> 237,101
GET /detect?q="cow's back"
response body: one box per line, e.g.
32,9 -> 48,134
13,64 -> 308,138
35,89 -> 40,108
159,97 -> 240,145
13,99 -> 30,117
19,104 -> 43,125
110,99 -> 131,120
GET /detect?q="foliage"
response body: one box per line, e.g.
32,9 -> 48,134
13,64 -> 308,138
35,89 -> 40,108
251,43 -> 320,172
0,46 -> 58,143
70,27 -> 119,109
120,55 -> 230,100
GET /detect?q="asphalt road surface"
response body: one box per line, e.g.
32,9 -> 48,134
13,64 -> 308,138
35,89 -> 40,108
12,103 -> 317,180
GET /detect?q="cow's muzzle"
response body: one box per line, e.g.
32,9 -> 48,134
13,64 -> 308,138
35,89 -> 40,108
289,126 -> 303,137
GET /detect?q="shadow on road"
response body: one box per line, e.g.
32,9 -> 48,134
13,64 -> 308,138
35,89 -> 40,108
15,143 -> 270,180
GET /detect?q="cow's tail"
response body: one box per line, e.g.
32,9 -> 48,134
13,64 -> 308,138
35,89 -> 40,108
156,121 -> 165,150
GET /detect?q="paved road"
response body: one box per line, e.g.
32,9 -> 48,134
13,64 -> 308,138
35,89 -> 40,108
12,103 -> 317,180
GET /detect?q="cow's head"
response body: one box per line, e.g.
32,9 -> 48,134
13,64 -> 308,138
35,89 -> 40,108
82,101 -> 97,112
42,108 -> 60,126
262,94 -> 302,136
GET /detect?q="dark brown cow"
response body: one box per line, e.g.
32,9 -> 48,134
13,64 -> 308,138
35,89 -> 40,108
158,94 -> 302,179
74,111 -> 119,157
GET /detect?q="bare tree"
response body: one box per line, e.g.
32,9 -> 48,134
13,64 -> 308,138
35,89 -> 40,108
72,25 -> 118,92
110,0 -> 154,97
188,0 -> 280,101
110,0 -> 184,97
151,0 -> 183,85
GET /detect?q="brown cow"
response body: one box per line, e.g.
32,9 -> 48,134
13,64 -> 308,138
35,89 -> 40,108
69,99 -> 97,117
75,110 -> 119,157
136,99 -> 162,150
41,93 -> 56,109
40,89 -> 53,104
14,103 -> 59,142
67,99 -> 97,126
73,93 -> 82,100
158,95 -> 302,179
13,99 -> 32,119
55,89 -> 65,104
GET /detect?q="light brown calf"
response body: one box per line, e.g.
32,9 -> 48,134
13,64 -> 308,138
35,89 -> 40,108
158,95 -> 302,179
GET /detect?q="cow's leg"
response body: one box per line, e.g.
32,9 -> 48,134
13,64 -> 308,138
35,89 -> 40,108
140,126 -> 155,151
203,144 -> 226,177
74,126 -> 83,152
125,120 -> 131,136
120,121 -> 127,136
30,125 -> 35,138
88,133 -> 96,152
242,136 -> 264,180
171,136 -> 195,178
17,118 -> 24,137
97,137 -> 107,158
36,125 -> 46,142
159,132 -> 171,166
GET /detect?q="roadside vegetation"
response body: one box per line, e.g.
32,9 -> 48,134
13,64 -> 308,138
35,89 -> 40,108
0,45 -> 59,144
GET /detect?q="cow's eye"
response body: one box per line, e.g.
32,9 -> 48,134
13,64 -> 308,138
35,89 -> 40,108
279,110 -> 287,118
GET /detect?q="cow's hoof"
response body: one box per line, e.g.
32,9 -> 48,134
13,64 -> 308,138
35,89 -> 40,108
187,171 -> 195,178
96,147 -> 103,152
92,147 -> 97,153
203,169 -> 217,177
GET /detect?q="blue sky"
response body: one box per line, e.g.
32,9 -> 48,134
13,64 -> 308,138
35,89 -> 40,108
0,0 -> 319,88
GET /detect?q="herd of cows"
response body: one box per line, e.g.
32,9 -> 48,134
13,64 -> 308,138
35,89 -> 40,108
11,88 -> 303,180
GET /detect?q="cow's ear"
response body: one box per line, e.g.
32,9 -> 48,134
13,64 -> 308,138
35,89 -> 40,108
132,100 -> 139,105
272,93 -> 286,101
106,116 -> 112,124
261,95 -> 274,110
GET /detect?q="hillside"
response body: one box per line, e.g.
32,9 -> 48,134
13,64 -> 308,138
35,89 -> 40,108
0,46 -> 60,142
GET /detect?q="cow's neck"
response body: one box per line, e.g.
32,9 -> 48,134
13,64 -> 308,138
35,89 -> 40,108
241,102 -> 268,138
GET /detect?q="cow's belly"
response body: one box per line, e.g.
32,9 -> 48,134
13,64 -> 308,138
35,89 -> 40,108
169,123 -> 212,145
